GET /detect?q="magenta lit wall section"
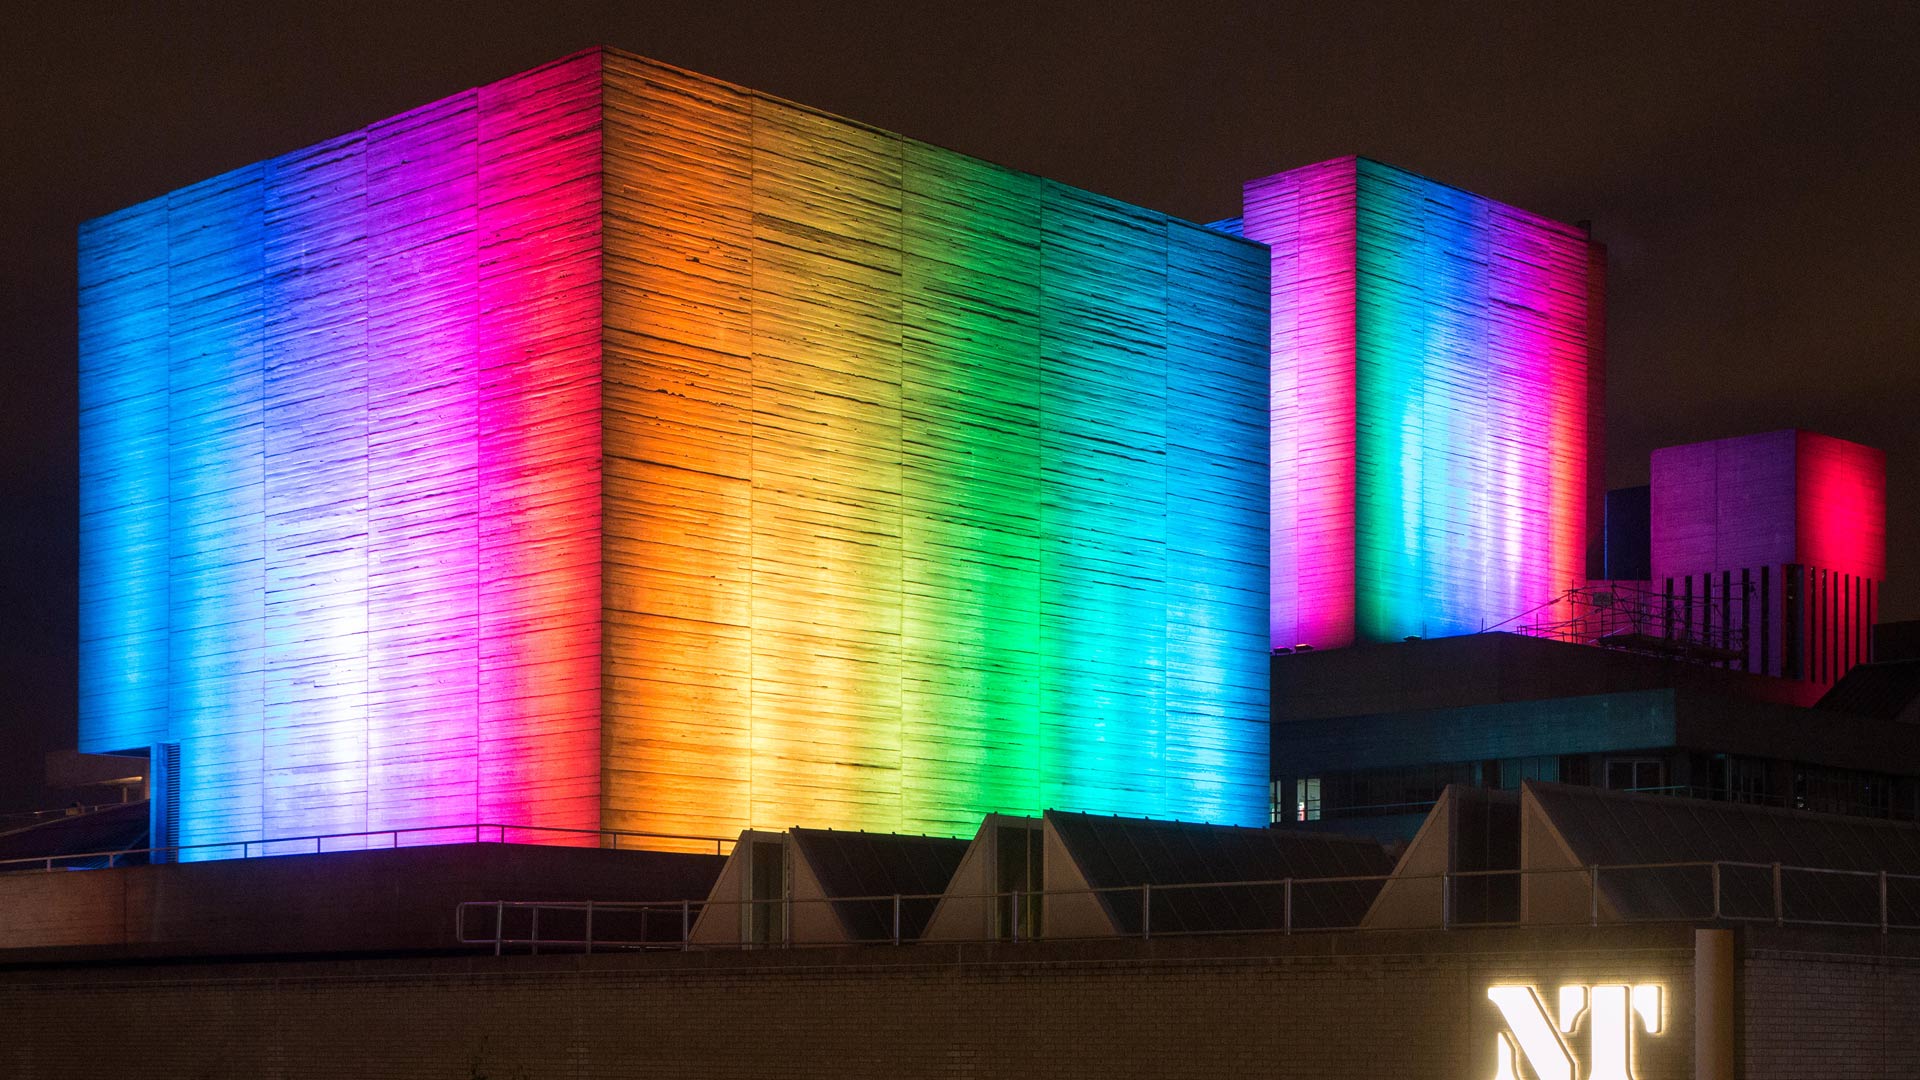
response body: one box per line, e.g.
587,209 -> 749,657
1244,158 -> 1599,650
1797,432 -> 1886,583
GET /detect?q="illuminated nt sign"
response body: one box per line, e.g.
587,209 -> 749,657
1488,984 -> 1665,1080
77,48 -> 1272,857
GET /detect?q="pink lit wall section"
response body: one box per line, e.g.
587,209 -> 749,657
1797,431 -> 1886,582
1242,158 -> 1357,652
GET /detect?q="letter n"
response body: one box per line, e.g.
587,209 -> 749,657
1488,986 -> 1574,1080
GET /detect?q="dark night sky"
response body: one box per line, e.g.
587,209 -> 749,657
3,2 -> 1916,811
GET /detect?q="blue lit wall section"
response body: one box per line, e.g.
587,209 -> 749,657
168,164 -> 270,854
261,132 -> 372,846
1163,226 -> 1270,819
78,197 -> 172,754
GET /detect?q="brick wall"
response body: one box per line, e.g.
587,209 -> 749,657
1742,935 -> 1920,1080
0,927 -> 1693,1080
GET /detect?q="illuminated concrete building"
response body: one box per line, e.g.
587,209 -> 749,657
75,43 -> 1900,863
13,44 -> 1920,1080
77,49 -> 1272,855
1220,157 -> 1606,651
1270,428 -> 1900,836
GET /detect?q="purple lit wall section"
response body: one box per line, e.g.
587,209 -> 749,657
1651,429 -> 1885,688
1244,157 -> 1598,650
79,54 -> 604,856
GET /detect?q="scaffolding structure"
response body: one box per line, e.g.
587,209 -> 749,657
1510,583 -> 1749,668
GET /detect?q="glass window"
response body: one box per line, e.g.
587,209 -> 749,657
1297,777 -> 1321,822
994,824 -> 1042,940
748,839 -> 785,945
1605,758 -> 1664,792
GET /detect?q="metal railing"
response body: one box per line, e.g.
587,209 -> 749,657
455,858 -> 1920,954
1279,798 -> 1440,824
0,822 -> 734,873
0,803 -> 139,834
1603,785 -> 1915,822
1299,786 -> 1920,827
1498,583 -> 1749,666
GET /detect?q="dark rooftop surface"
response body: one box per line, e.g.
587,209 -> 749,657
1047,810 -> 1394,934
1525,781 -> 1920,927
788,828 -> 970,942
0,801 -> 148,866
1817,659 -> 1920,722
1272,632 -> 1821,721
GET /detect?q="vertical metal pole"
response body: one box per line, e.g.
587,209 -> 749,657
494,901 -> 504,958
1283,879 -> 1293,934
585,900 -> 594,955
892,895 -> 902,946
1590,865 -> 1600,926
1881,871 -> 1889,934
1712,862 -> 1722,920
1772,862 -> 1784,926
1141,883 -> 1151,941
1696,929 -> 1736,1080
1441,872 -> 1450,930
681,898 -> 691,951
1010,889 -> 1020,943
531,906 -> 540,956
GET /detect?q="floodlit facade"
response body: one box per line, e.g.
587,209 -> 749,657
77,49 -> 1272,855
75,48 -> 1887,864
1231,157 -> 1606,650
28,44 -> 1920,1080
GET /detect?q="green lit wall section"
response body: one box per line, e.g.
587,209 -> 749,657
597,53 -> 1276,837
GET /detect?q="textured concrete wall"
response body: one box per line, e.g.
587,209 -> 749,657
0,927 -> 1694,1080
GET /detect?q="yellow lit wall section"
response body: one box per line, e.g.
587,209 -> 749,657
598,52 -> 1271,839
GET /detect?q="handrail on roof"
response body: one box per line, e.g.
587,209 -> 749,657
0,821 -> 735,871
453,858 -> 1920,954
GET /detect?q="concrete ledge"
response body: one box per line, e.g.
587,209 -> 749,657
0,842 -> 723,961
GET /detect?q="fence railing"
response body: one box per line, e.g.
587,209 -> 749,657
1600,785 -> 1914,822
1506,582 -> 1749,665
1300,786 -> 1919,827
455,858 -> 1920,954
0,803 -> 139,834
0,822 -> 734,872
